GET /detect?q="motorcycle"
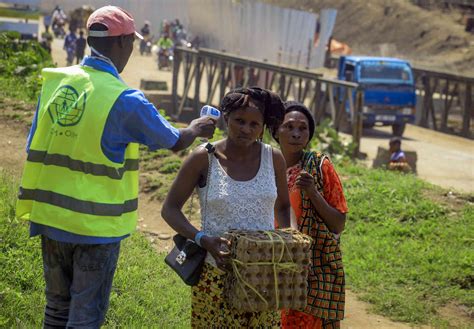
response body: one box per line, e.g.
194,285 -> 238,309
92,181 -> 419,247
157,47 -> 173,70
139,37 -> 152,56
52,19 -> 66,39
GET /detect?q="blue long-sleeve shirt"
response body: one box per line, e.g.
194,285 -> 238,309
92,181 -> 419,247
28,56 -> 180,244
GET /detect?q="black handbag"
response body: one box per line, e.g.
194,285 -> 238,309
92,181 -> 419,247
164,234 -> 207,286
164,143 -> 215,286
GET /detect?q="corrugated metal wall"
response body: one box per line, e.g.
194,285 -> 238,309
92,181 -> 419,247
39,0 -> 335,68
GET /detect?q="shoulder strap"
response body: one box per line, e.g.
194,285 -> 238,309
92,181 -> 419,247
201,143 -> 215,232
262,143 -> 273,170
301,151 -> 326,193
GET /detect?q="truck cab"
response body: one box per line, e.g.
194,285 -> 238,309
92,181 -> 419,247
338,56 -> 416,136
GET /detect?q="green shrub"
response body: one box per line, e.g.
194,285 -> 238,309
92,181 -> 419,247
0,32 -> 54,102
310,118 -> 356,160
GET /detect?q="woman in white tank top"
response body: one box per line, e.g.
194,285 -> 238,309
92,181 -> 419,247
162,87 -> 290,327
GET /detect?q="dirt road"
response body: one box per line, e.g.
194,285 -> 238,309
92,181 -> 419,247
358,125 -> 474,193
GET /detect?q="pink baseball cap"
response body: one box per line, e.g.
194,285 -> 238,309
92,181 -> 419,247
87,6 -> 143,39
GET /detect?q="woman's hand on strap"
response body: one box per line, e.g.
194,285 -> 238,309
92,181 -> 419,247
201,236 -> 231,271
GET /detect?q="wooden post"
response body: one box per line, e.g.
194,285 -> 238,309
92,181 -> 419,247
297,78 -> 303,102
353,88 -> 364,158
313,81 -> 322,117
335,86 -> 348,131
462,83 -> 472,138
279,74 -> 286,98
219,62 -> 227,103
193,55 -> 203,112
440,79 -> 450,132
172,48 -> 181,116
328,84 -> 336,124
429,78 -> 439,130
308,82 -> 319,118
419,75 -> 431,127
285,76 -> 293,100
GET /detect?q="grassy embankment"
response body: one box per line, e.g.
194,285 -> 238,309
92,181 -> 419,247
0,31 -> 472,328
0,7 -> 40,20
2,165 -> 472,328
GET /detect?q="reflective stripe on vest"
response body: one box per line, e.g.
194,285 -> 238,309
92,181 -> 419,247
16,65 -> 139,237
18,188 -> 138,216
26,150 -> 139,179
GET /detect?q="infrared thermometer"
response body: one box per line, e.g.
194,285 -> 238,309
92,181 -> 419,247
200,105 -> 221,121
199,105 -> 220,143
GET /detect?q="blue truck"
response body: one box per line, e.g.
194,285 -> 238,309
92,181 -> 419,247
337,56 -> 416,136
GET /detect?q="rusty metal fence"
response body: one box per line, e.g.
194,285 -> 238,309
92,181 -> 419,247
171,46 -> 364,156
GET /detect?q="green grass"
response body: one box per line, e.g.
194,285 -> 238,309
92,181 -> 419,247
0,170 -> 190,328
339,165 -> 474,327
1,164 -> 472,327
0,8 -> 40,20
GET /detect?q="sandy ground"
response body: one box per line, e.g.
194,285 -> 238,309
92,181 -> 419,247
356,125 -> 474,193
0,32 -> 471,328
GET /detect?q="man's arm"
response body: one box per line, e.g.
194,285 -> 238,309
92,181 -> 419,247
170,117 -> 215,152
102,90 -> 216,161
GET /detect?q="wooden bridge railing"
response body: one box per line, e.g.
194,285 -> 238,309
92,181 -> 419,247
413,67 -> 473,138
171,47 -> 364,156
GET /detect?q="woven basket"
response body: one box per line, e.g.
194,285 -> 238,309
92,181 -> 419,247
224,228 -> 311,312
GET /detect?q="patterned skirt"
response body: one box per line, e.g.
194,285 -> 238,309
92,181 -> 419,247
281,309 -> 340,329
191,263 -> 281,328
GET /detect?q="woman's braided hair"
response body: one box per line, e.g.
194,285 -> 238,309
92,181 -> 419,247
219,87 -> 285,134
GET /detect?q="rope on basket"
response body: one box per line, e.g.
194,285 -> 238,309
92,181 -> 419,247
230,230 -> 302,310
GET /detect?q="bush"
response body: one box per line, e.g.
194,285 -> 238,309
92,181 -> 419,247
310,118 -> 356,160
0,32 -> 54,102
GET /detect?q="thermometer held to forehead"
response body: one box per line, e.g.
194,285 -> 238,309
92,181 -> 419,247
200,105 -> 221,121
199,105 -> 220,144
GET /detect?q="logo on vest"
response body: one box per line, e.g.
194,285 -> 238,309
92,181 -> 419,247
48,85 -> 86,126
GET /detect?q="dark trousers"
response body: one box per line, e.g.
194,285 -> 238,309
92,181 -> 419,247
76,52 -> 84,64
41,236 -> 120,328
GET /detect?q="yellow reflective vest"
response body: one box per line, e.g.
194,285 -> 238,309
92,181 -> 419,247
16,65 -> 139,237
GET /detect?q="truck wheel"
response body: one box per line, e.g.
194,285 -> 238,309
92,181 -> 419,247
392,123 -> 406,136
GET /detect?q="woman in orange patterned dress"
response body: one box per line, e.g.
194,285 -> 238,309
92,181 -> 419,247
274,101 -> 348,329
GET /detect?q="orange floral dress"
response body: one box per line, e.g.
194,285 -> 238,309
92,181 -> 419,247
281,152 -> 348,329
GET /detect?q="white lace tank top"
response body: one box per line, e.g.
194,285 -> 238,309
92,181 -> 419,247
197,143 -> 277,239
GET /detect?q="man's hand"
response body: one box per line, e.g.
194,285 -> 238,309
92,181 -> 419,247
189,117 -> 216,139
201,236 -> 231,271
171,117 -> 216,152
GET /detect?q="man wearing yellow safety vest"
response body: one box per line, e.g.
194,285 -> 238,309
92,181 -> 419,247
16,6 -> 215,328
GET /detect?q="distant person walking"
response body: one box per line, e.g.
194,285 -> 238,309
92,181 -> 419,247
43,14 -> 52,33
75,30 -> 86,64
16,6 -> 215,327
64,28 -> 77,66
